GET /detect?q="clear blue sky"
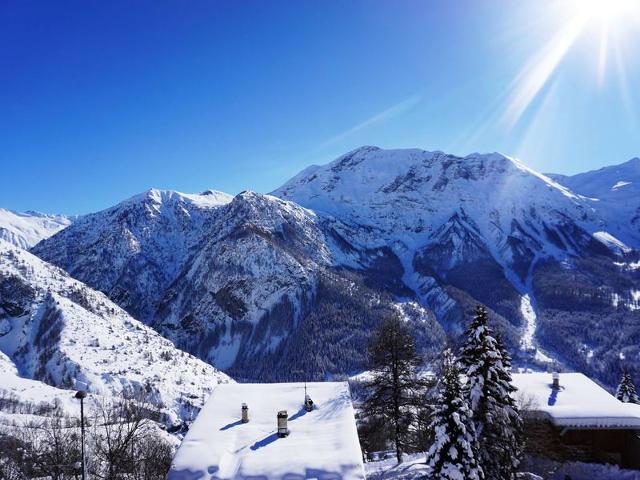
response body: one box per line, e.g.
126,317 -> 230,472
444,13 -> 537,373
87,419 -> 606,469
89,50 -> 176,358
2,0 -> 639,214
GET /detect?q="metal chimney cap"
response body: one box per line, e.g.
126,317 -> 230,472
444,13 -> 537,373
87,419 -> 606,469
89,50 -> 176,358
277,410 -> 288,418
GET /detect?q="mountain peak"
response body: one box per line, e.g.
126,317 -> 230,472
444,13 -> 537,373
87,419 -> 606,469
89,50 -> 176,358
122,188 -> 233,210
0,208 -> 73,249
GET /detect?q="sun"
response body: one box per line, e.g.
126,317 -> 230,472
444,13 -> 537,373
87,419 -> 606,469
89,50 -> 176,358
573,0 -> 639,22
497,0 -> 640,129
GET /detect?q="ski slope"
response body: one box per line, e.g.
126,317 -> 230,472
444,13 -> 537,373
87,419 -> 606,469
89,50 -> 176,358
168,382 -> 365,480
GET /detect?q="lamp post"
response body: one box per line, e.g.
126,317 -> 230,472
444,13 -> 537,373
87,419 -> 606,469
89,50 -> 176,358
75,390 -> 87,480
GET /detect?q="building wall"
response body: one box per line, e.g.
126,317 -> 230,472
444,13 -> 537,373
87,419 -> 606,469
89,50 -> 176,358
624,431 -> 640,469
524,418 -> 640,469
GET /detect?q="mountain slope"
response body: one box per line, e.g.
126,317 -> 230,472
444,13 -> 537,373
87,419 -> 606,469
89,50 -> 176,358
274,147 -> 640,384
0,350 -> 82,421
549,157 -> 640,247
32,189 -> 445,381
0,240 -> 232,422
273,147 -> 615,324
154,191 -> 332,371
31,189 -> 233,321
0,209 -> 73,249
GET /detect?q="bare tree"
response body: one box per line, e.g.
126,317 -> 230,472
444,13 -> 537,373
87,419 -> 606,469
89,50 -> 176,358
2,416 -> 81,480
1,391 -> 173,480
90,392 -> 172,480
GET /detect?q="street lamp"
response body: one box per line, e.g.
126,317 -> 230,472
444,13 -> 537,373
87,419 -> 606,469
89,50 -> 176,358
75,390 -> 87,480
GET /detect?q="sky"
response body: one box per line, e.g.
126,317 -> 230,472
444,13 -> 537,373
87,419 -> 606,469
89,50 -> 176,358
1,0 -> 639,214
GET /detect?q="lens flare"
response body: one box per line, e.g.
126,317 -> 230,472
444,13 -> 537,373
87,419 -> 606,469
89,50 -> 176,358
574,0 -> 637,21
499,0 -> 640,130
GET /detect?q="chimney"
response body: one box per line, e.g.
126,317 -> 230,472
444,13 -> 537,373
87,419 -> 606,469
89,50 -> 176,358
277,410 -> 289,437
304,394 -> 314,412
552,372 -> 560,389
241,403 -> 249,423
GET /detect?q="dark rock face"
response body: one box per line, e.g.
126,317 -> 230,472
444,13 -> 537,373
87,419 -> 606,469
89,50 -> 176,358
0,274 -> 35,320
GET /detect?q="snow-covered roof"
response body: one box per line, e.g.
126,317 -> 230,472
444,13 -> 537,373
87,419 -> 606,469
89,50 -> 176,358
167,382 -> 365,480
512,372 -> 640,429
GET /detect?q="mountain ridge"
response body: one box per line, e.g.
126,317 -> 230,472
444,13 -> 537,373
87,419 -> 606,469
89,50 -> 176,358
0,208 -> 74,249
7,146 -> 640,388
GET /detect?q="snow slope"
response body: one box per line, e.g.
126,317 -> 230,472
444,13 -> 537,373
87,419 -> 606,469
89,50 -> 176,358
0,350 -> 82,423
168,382 -> 365,480
155,191 -> 333,370
0,239 -> 232,422
549,157 -> 640,246
31,188 -> 233,321
0,209 -> 73,249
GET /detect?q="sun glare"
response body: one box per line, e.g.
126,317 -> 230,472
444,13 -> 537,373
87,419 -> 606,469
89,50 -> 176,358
574,0 -> 638,21
498,0 -> 639,130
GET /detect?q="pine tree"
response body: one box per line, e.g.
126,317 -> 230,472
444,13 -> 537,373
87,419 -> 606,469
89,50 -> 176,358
425,349 -> 483,480
364,313 -> 425,463
493,333 -> 525,478
616,371 -> 639,404
459,305 -> 524,480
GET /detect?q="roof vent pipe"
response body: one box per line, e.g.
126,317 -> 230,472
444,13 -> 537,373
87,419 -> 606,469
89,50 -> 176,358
277,410 -> 289,437
241,403 -> 249,423
304,394 -> 314,412
552,372 -> 560,389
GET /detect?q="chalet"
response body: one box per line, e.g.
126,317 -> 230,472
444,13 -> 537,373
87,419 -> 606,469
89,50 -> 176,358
512,372 -> 640,469
167,382 -> 365,480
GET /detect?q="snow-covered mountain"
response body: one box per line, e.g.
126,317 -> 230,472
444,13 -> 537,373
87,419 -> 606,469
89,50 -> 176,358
31,188 -> 233,321
275,147 -> 637,321
153,191 -> 332,371
26,147 -> 640,387
274,148 -> 640,385
549,157 -> 640,248
0,239 -> 232,422
32,187 -> 442,381
0,209 -> 73,249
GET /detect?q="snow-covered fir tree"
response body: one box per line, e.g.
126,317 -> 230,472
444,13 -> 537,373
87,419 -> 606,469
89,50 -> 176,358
426,349 -> 483,480
616,371 -> 639,404
459,305 -> 524,480
493,333 -> 525,477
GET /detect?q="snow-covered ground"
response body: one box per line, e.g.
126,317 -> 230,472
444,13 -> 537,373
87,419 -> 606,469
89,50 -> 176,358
550,462 -> 640,480
523,457 -> 640,480
168,382 -> 365,480
365,454 -> 429,480
519,294 -> 536,351
0,350 -> 82,429
365,454 -> 640,480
